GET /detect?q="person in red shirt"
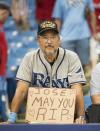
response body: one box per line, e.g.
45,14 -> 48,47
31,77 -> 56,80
35,0 -> 56,23
93,0 -> 100,32
90,0 -> 100,69
0,24 -> 8,76
0,1 -> 11,122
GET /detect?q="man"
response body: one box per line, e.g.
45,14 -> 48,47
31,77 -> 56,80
8,20 -> 86,124
0,1 -> 11,121
85,63 -> 100,123
36,0 -> 55,22
89,0 -> 100,69
90,63 -> 100,104
12,0 -> 29,30
52,0 -> 97,71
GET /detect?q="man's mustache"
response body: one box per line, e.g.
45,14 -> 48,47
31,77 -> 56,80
45,45 -> 54,48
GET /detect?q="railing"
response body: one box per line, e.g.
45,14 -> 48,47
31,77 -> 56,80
0,124 -> 100,131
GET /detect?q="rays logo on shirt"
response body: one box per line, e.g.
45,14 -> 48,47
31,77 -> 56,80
32,72 -> 69,88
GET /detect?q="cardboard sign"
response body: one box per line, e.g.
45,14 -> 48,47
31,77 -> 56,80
25,87 -> 76,124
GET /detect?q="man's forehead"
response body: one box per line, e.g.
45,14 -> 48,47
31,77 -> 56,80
39,30 -> 58,36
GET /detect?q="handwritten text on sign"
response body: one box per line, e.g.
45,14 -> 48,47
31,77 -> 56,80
26,87 -> 76,124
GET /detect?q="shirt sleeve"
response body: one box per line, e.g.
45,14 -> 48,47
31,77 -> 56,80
52,0 -> 62,19
16,53 -> 33,83
68,53 -> 86,85
90,64 -> 100,96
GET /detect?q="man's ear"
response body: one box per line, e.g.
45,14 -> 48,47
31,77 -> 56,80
59,35 -> 62,45
60,35 -> 63,41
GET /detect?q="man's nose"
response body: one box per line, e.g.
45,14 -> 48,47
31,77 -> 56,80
47,38 -> 51,42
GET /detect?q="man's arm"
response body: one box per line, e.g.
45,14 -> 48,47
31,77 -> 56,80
8,80 -> 29,123
10,80 -> 29,112
89,11 -> 98,40
71,83 -> 86,124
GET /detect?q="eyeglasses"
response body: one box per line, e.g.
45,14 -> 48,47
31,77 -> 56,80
39,35 -> 59,42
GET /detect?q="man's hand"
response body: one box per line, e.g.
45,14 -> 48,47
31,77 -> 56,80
0,121 -> 12,124
75,116 -> 86,124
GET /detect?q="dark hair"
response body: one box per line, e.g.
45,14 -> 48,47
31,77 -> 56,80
0,2 -> 11,15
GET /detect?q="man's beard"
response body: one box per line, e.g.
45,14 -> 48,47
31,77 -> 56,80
43,48 -> 58,62
45,48 -> 57,57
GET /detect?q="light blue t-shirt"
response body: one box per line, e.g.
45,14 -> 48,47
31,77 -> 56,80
52,0 -> 94,42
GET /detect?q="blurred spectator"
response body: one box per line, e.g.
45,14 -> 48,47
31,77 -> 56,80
52,0 -> 97,72
93,0 -> 100,33
85,63 -> 100,123
90,63 -> 100,104
0,1 -> 11,121
89,0 -> 100,69
12,0 -> 29,30
35,0 -> 55,23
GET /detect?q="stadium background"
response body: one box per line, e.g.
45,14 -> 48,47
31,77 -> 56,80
2,0 -> 100,122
